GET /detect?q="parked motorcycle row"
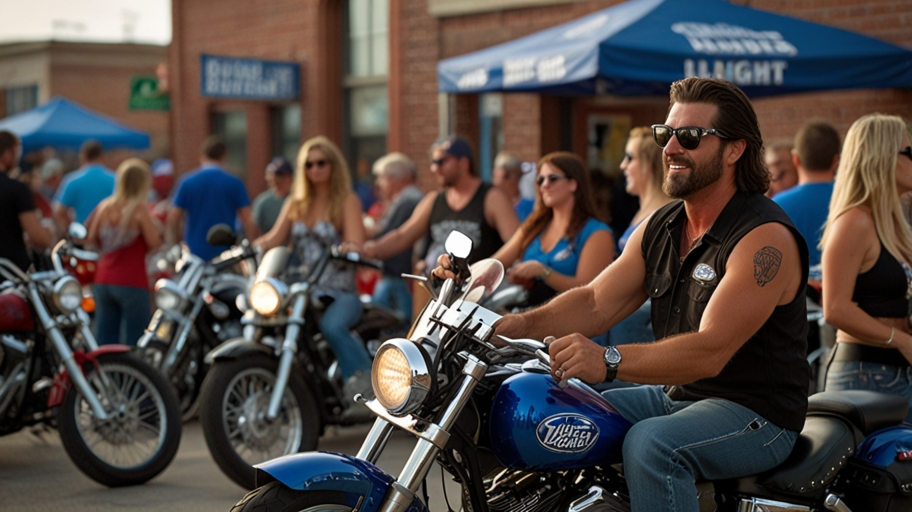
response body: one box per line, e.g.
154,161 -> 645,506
6,227 -> 912,512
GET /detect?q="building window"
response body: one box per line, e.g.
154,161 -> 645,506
344,0 -> 388,193
479,93 -> 504,181
7,85 -> 38,116
212,110 -> 248,180
272,103 -> 302,164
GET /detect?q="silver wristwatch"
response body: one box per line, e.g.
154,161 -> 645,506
603,346 -> 621,382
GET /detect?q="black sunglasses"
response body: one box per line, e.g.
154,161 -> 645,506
651,124 -> 730,150
305,159 -> 328,170
431,155 -> 453,166
900,146 -> 912,162
536,174 -> 569,186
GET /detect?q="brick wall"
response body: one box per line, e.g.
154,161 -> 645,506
171,0 -> 912,193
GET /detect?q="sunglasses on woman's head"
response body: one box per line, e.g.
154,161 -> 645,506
651,124 -> 730,150
900,146 -> 912,162
305,159 -> 328,170
536,174 -> 569,186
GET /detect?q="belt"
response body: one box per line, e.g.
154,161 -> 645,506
830,342 -> 910,368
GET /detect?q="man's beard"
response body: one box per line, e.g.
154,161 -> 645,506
662,145 -> 725,199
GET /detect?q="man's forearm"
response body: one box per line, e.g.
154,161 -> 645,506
516,285 -> 604,339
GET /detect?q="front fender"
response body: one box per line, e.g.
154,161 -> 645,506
255,451 -> 428,512
204,337 -> 273,364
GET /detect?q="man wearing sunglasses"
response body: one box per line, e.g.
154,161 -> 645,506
360,135 -> 519,276
497,77 -> 809,512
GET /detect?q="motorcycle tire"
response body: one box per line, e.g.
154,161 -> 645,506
199,353 -> 320,489
57,351 -> 182,487
141,339 -> 204,422
232,481 -> 355,512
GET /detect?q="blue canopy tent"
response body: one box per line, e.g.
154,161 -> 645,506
0,96 -> 150,153
437,0 -> 912,97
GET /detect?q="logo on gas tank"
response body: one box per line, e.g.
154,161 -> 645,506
536,414 -> 599,453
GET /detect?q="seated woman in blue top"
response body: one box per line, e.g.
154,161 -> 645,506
489,152 -> 615,306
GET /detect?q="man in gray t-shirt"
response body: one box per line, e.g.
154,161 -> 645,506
252,157 -> 293,234
370,153 -> 423,322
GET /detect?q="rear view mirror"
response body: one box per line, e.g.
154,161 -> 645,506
206,224 -> 237,246
444,231 -> 473,260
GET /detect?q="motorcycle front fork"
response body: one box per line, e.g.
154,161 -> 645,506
357,354 -> 488,512
267,295 -> 307,420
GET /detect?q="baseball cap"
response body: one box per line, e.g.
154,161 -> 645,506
266,156 -> 293,176
151,158 -> 173,177
434,135 -> 473,162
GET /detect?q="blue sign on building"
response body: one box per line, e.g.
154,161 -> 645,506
201,55 -> 300,100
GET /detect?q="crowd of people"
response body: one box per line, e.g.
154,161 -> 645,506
2,76 -> 912,511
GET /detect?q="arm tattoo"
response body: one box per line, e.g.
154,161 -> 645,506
753,246 -> 782,287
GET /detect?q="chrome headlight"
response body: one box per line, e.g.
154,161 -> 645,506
371,338 -> 434,416
154,279 -> 189,311
249,278 -> 287,317
53,276 -> 83,313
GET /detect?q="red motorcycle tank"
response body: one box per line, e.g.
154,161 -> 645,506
0,293 -> 34,332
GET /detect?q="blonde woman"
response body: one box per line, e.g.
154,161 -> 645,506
255,136 -> 369,413
86,158 -> 162,345
611,127 -> 672,345
821,114 -> 912,421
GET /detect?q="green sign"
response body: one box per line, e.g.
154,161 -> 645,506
129,76 -> 170,111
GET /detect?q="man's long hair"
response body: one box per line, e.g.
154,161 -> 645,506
821,113 -> 912,263
520,152 -> 597,251
289,136 -> 352,227
669,78 -> 769,194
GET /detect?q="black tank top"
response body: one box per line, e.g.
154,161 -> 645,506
642,192 -> 810,432
852,241 -> 912,318
423,182 -> 502,270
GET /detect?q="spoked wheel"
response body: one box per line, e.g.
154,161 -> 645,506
57,351 -> 182,487
199,353 -> 320,489
233,481 -> 357,512
141,339 -> 204,422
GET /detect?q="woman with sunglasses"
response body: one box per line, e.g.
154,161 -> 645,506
610,127 -> 672,346
820,114 -> 912,421
255,136 -> 372,418
438,152 -> 614,307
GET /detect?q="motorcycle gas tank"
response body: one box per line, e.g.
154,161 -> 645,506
855,424 -> 912,467
489,371 -> 633,471
0,293 -> 34,332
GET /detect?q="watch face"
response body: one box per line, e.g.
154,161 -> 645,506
605,347 -> 621,365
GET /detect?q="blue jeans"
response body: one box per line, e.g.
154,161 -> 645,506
610,301 -> 655,345
318,292 -> 371,380
601,386 -> 798,512
825,360 -> 912,423
93,284 -> 151,346
373,276 -> 412,323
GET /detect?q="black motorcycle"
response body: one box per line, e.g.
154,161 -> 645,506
198,242 -> 402,488
138,224 -> 257,420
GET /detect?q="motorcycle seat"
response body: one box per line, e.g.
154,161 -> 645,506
716,415 -> 855,501
715,391 -> 907,502
806,390 -> 908,436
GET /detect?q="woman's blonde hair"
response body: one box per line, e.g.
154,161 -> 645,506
289,136 -> 352,226
629,126 -> 664,192
820,113 -> 912,263
112,158 -> 151,231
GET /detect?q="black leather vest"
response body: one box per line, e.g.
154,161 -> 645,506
641,191 -> 810,432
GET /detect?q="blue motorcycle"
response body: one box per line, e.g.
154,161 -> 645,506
231,231 -> 912,512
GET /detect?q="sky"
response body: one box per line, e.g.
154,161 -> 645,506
2,0 -> 171,46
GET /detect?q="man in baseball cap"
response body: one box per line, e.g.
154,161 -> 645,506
252,156 -> 293,233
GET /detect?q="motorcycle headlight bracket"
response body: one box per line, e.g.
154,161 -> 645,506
53,275 -> 83,314
371,338 -> 434,416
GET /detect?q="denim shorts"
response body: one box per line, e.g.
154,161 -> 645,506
824,360 -> 912,423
